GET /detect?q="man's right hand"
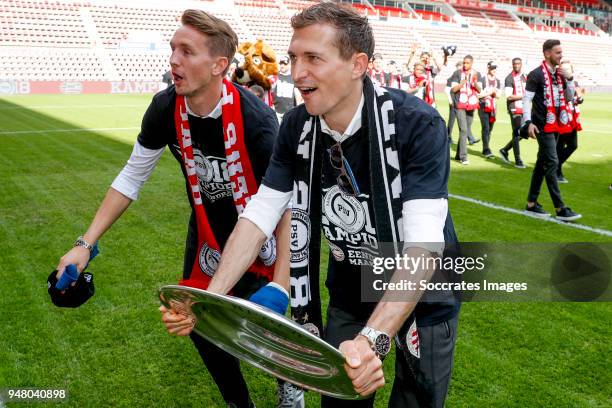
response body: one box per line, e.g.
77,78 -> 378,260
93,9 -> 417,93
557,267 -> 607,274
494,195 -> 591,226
339,336 -> 385,397
159,305 -> 195,336
55,246 -> 92,280
527,123 -> 539,139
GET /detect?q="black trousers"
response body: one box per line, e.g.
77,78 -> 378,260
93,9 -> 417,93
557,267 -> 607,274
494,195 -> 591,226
321,306 -> 459,408
527,132 -> 564,208
183,216 -> 265,408
478,109 -> 495,154
190,333 -> 254,408
502,114 -> 523,163
188,271 -> 267,408
446,104 -> 457,141
556,130 -> 578,177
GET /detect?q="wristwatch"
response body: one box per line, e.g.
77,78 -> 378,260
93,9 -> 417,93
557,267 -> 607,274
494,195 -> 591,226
74,236 -> 94,251
359,327 -> 391,357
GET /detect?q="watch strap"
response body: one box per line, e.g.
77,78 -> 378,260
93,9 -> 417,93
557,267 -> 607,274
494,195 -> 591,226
359,326 -> 391,356
74,236 -> 94,251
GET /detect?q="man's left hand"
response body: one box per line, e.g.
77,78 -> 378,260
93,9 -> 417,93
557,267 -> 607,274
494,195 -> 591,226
339,336 -> 385,397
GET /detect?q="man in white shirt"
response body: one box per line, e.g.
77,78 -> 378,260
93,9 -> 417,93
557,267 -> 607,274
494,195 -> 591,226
53,9 -> 297,408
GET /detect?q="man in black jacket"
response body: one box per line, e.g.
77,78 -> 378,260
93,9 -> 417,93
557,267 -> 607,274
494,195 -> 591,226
203,3 -> 460,407
521,39 -> 581,221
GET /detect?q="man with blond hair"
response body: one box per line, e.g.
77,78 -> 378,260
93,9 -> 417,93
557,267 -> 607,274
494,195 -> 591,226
54,9 -> 300,408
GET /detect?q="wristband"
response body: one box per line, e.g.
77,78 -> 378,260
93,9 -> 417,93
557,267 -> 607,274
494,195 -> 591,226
249,282 -> 289,315
74,236 -> 94,251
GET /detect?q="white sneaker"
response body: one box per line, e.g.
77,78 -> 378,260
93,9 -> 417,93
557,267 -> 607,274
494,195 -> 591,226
277,381 -> 305,408
461,160 -> 470,165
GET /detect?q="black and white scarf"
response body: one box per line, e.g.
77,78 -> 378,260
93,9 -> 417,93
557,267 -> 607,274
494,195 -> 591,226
289,77 -> 403,334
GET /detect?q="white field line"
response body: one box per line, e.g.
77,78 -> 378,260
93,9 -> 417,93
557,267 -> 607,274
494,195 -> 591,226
1,121 -> 609,237
479,118 -> 609,134
0,104 -> 145,110
449,193 -> 612,238
0,126 -> 139,135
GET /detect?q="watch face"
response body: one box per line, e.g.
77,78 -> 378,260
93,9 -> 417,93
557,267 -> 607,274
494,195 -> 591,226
375,334 -> 391,356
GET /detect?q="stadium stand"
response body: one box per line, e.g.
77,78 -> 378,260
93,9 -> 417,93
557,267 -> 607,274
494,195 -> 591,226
0,0 -> 610,91
572,0 -> 608,9
368,18 -> 421,63
0,47 -> 105,80
493,0 -> 533,5
372,5 -> 412,18
482,8 -> 523,30
88,4 -> 182,48
414,9 -> 452,22
239,11 -> 293,57
453,5 -> 497,28
0,0 -> 91,47
108,51 -> 170,81
235,0 -> 279,8
541,0 -> 576,12
283,0 -> 318,10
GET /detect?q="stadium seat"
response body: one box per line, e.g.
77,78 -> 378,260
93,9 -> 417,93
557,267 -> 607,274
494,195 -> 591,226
0,0 -> 609,87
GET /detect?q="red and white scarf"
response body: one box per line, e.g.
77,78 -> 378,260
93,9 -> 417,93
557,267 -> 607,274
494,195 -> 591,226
388,73 -> 403,89
572,100 -> 582,131
482,76 -> 497,123
408,72 -> 435,106
173,79 -> 275,290
510,71 -> 525,114
568,85 -> 582,132
456,69 -> 479,111
565,99 -> 582,132
263,74 -> 276,108
369,69 -> 386,86
424,67 -> 436,106
541,61 -> 572,134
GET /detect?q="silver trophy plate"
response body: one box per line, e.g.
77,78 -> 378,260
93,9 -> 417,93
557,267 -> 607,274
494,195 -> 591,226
158,285 -> 362,400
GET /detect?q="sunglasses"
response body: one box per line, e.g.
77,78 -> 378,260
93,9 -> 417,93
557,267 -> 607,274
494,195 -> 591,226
328,142 -> 361,196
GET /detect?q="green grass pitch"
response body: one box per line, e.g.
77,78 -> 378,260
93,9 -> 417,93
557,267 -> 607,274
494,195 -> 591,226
0,92 -> 610,407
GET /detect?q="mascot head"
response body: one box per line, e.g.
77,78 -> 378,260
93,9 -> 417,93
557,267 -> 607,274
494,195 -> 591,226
232,39 -> 278,90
